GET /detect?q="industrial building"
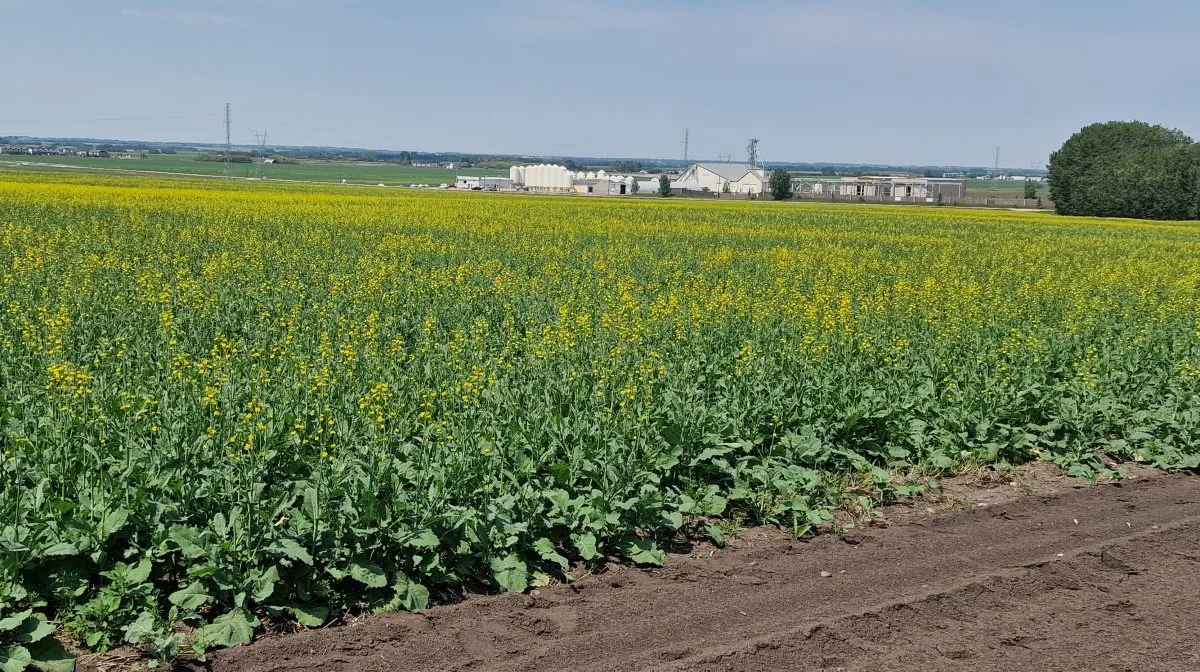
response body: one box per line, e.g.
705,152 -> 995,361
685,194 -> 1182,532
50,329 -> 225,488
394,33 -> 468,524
792,176 -> 965,199
455,175 -> 514,190
675,163 -> 768,195
498,164 -> 639,195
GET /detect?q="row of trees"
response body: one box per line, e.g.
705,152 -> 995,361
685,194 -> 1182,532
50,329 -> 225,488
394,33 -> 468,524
1049,121 -> 1200,220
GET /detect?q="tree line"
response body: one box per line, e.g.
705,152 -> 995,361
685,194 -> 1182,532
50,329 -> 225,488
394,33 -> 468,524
1049,121 -> 1200,220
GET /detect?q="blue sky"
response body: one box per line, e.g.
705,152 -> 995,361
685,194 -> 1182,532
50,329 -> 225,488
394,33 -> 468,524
2,0 -> 1197,167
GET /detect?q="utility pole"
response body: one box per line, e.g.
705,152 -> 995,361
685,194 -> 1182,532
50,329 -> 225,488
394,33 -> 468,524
683,128 -> 689,163
254,130 -> 268,179
223,103 -> 232,178
993,146 -> 1000,176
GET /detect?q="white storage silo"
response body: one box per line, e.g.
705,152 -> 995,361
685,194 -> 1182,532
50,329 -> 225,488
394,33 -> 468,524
596,170 -> 607,179
586,171 -> 596,180
509,166 -> 521,184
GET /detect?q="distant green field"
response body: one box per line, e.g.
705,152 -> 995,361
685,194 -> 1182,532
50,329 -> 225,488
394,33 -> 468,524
0,153 -> 504,185
965,179 -> 1044,199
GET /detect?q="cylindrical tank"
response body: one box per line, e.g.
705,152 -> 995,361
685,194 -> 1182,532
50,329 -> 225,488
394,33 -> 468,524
596,170 -> 607,179
509,166 -> 520,183
517,166 -> 527,185
558,166 -> 570,190
586,171 -> 596,180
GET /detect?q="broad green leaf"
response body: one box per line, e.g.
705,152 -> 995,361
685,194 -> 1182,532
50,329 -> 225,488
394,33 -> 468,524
275,539 -> 312,565
168,583 -> 212,611
700,494 -> 727,516
27,637 -> 74,672
572,533 -> 600,561
0,612 -> 32,633
249,567 -> 279,602
40,543 -> 78,559
122,613 -> 157,645
285,604 -> 328,628
661,511 -> 683,530
407,529 -> 439,549
490,554 -> 528,593
13,618 -> 53,645
100,509 -> 129,538
195,610 -> 256,649
392,575 -> 430,612
532,538 -> 569,571
620,538 -> 665,566
127,558 -> 152,585
705,523 -> 726,548
168,526 -> 207,559
0,645 -> 32,672
347,562 -> 387,588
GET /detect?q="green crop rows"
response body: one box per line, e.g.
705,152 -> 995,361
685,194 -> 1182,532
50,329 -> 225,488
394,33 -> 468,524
1,174 -> 1199,667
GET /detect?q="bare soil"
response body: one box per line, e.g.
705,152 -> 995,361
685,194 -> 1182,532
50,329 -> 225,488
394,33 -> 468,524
159,467 -> 1200,672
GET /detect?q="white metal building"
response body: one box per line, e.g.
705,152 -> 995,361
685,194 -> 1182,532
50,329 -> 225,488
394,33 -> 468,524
675,163 -> 768,194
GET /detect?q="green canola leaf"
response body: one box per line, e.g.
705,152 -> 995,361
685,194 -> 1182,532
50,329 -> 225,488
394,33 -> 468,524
391,574 -> 430,612
532,538 -> 569,571
275,539 -> 313,565
195,610 -> 257,649
620,538 -> 665,566
572,533 -> 600,561
490,554 -> 528,593
0,645 -> 32,672
0,611 -> 32,633
285,604 -> 328,628
39,543 -> 79,559
14,618 -> 54,645
168,526 -> 207,559
27,637 -> 74,672
347,562 -> 388,588
169,583 -> 212,611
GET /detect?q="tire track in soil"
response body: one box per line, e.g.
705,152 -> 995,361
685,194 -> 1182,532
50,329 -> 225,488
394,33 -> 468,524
205,473 -> 1200,672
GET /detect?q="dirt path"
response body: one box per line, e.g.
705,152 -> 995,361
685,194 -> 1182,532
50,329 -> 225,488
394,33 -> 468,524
199,473 -> 1200,672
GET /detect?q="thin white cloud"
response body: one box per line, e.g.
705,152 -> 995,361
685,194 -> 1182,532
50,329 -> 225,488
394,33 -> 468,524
120,8 -> 241,26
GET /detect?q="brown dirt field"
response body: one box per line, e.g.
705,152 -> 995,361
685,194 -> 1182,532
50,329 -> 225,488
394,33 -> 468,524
167,469 -> 1200,672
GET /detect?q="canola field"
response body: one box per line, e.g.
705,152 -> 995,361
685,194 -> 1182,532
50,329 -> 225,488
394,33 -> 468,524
1,173 -> 1199,662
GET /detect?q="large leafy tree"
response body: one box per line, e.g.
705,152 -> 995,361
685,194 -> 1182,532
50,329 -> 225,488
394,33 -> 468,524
1048,121 -> 1199,219
769,169 -> 792,200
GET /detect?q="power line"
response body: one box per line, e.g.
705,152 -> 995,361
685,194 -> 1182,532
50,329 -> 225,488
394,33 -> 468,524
223,103 -> 232,178
0,115 -> 219,123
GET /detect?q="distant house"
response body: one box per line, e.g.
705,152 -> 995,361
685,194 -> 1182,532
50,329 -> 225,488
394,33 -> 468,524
675,163 -> 768,195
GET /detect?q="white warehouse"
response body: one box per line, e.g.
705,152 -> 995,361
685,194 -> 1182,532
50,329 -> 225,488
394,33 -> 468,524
675,163 -> 768,195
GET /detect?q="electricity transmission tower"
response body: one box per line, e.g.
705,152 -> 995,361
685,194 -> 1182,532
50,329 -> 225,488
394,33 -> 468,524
255,130 -> 268,179
993,146 -> 1000,175
223,103 -> 232,178
746,138 -> 761,169
682,128 -> 689,162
